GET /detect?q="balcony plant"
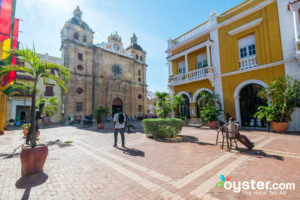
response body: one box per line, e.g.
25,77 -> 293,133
0,47 -> 70,175
94,106 -> 110,129
254,76 -> 300,133
197,92 -> 222,129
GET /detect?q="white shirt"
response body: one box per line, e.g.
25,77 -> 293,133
114,113 -> 126,129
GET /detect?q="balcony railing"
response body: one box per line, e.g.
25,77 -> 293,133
239,56 -> 257,70
169,21 -> 215,49
169,66 -> 213,86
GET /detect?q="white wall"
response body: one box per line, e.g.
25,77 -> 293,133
277,0 -> 300,131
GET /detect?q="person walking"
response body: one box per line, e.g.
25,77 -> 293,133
113,108 -> 126,148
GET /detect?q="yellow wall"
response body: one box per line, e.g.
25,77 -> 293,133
172,56 -> 185,75
172,34 -> 210,55
217,0 -> 265,23
218,2 -> 283,74
222,65 -> 285,119
174,79 -> 214,99
0,92 -> 7,132
187,47 -> 207,71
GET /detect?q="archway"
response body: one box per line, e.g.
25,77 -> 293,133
177,94 -> 190,119
239,84 -> 267,127
112,98 -> 123,116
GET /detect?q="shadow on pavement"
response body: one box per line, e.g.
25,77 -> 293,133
239,148 -> 284,161
15,170 -> 48,200
117,147 -> 145,157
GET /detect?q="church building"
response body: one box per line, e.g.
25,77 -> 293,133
60,6 -> 147,118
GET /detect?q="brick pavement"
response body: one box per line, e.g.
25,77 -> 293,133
0,123 -> 299,200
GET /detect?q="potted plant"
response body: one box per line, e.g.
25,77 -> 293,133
254,76 -> 300,133
197,92 -> 222,128
200,105 -> 222,129
8,119 -> 15,126
0,47 -> 70,175
94,106 -> 110,129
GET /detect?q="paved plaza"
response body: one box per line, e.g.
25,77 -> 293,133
0,123 -> 299,200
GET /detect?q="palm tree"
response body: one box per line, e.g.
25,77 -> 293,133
37,97 -> 60,118
0,47 -> 70,147
172,94 -> 186,119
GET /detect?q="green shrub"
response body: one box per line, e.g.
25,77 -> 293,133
142,118 -> 182,139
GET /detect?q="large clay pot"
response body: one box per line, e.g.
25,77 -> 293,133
97,124 -> 104,129
20,145 -> 48,175
271,122 -> 289,133
207,121 -> 218,129
23,130 -> 40,138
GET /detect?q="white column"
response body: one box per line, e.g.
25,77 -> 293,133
207,45 -> 211,66
168,61 -> 173,76
184,54 -> 188,73
292,9 -> 300,41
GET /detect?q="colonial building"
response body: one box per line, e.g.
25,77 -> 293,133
61,6 -> 147,118
6,53 -> 64,123
166,0 -> 300,131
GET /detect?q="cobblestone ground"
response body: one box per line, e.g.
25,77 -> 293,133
0,123 -> 299,200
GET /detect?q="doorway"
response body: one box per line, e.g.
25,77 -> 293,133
239,84 -> 266,127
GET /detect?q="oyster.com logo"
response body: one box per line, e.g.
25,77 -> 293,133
216,174 -> 231,187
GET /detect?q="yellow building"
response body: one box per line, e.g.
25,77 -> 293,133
167,0 -> 300,131
6,53 -> 64,123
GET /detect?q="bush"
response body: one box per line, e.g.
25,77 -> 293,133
142,118 -> 182,139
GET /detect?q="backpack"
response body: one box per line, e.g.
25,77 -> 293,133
118,113 -> 125,124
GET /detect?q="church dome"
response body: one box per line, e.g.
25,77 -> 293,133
69,6 -> 93,32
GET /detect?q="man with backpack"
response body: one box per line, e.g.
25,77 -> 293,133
113,108 -> 126,148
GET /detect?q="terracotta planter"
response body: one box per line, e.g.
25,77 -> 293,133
23,130 -> 40,138
97,124 -> 104,129
207,121 -> 218,129
271,122 -> 289,133
20,145 -> 48,175
182,121 -> 186,127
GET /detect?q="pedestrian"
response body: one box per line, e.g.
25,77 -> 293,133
113,108 -> 126,148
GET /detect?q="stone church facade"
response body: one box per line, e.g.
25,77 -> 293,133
60,6 -> 147,118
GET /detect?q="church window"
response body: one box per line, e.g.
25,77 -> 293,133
138,105 -> 142,112
83,35 -> 87,43
76,102 -> 83,112
140,56 -> 143,61
138,94 -> 142,99
135,54 -> 138,60
138,78 -> 142,82
77,65 -> 83,70
74,32 -> 79,40
138,70 -> 141,76
45,86 -> 54,97
76,88 -> 83,94
78,53 -> 83,61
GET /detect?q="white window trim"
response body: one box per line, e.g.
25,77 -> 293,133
228,18 -> 262,36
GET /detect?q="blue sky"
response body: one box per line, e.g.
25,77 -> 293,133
16,0 -> 245,93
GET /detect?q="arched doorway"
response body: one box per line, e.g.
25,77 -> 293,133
112,98 -> 123,116
239,84 -> 266,127
195,91 -> 211,119
177,94 -> 190,119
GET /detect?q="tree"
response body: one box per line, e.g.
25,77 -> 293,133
197,92 -> 222,122
255,76 -> 300,122
36,97 -> 60,118
94,106 -> 110,124
0,47 -> 70,147
155,92 -> 172,118
172,94 -> 186,119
